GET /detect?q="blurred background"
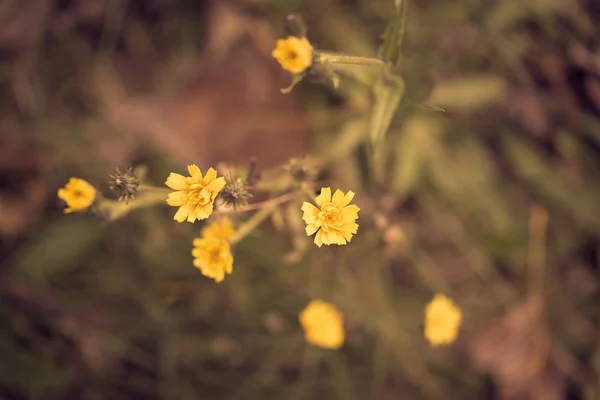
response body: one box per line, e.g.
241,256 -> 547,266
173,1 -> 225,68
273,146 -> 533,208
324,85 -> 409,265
0,0 -> 599,399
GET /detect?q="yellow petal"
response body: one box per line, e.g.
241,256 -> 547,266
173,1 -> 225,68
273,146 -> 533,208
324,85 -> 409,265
305,224 -> 319,236
166,191 -> 188,206
206,176 -> 226,193
187,164 -> 203,181
173,204 -> 191,222
331,189 -> 346,207
341,190 -> 355,207
343,205 -> 360,222
315,187 -> 332,206
314,230 -> 324,247
165,173 -> 189,190
301,202 -> 319,223
203,167 -> 217,183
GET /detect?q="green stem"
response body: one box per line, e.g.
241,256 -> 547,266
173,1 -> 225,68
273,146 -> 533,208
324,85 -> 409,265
229,206 -> 277,245
99,190 -> 168,220
317,52 -> 385,67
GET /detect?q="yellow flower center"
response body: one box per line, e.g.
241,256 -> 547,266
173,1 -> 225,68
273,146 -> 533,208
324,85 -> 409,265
319,204 -> 343,230
188,184 -> 212,206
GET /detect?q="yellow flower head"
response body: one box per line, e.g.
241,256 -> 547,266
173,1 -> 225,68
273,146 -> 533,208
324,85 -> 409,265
192,236 -> 233,283
57,177 -> 96,213
165,165 -> 226,223
424,294 -> 462,346
201,217 -> 235,240
299,299 -> 345,349
301,187 -> 360,247
272,36 -> 313,74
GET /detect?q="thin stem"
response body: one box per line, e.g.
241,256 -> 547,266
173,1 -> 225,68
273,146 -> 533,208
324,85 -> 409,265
317,52 -> 385,67
229,206 -> 277,245
216,190 -> 306,215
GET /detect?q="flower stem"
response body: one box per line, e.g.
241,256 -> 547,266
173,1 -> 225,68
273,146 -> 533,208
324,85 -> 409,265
99,190 -> 168,220
216,190 -> 306,215
317,52 -> 385,67
229,206 -> 277,245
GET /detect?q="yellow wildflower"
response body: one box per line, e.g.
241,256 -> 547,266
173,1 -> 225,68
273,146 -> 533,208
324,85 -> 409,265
424,294 -> 462,346
272,36 -> 313,74
299,299 -> 345,349
192,236 -> 233,283
165,165 -> 226,223
201,217 -> 235,240
301,187 -> 360,247
57,177 -> 96,213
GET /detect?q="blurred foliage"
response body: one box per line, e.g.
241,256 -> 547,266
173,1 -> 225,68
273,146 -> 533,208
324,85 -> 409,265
1,0 -> 600,399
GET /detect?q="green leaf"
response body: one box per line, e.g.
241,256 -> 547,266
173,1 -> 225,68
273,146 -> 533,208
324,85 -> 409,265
369,0 -> 407,149
503,134 -> 600,235
369,72 -> 405,148
377,0 -> 407,67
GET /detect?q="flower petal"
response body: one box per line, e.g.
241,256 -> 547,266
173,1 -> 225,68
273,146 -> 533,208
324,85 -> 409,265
305,224 -> 319,236
206,176 -> 226,193
331,189 -> 346,207
301,202 -> 319,224
343,205 -> 360,222
166,191 -> 188,206
315,187 -> 332,206
187,164 -> 203,181
314,230 -> 324,247
341,190 -> 355,207
173,204 -> 191,223
203,167 -> 217,183
165,173 -> 189,190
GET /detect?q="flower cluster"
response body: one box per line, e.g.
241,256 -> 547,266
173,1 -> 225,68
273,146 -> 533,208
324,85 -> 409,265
424,294 -> 463,346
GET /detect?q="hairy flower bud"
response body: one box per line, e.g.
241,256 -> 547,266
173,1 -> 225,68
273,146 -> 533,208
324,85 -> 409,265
109,167 -> 140,203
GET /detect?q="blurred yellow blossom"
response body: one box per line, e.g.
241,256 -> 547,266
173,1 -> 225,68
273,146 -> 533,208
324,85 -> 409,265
202,217 -> 235,240
165,165 -> 226,223
272,36 -> 313,74
301,187 -> 360,247
299,299 -> 345,349
424,294 -> 462,346
192,236 -> 233,283
57,177 -> 96,213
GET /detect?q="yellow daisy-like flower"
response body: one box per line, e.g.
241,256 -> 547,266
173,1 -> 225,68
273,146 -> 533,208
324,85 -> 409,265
165,165 -> 226,223
301,187 -> 360,247
299,299 -> 345,349
201,217 -> 235,240
272,36 -> 313,74
424,294 -> 463,346
57,177 -> 96,213
192,236 -> 233,283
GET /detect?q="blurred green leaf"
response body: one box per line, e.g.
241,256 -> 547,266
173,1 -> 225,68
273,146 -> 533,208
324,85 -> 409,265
369,73 -> 406,149
377,0 -> 407,67
503,134 -> 600,235
427,75 -> 508,110
369,0 -> 407,149
11,218 -> 102,282
391,113 -> 443,197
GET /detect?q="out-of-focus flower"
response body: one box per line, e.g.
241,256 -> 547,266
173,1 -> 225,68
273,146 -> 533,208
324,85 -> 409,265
57,177 -> 96,213
165,165 -> 226,223
192,236 -> 233,283
202,217 -> 235,240
424,294 -> 462,346
301,187 -> 360,247
299,299 -> 345,349
272,36 -> 313,74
